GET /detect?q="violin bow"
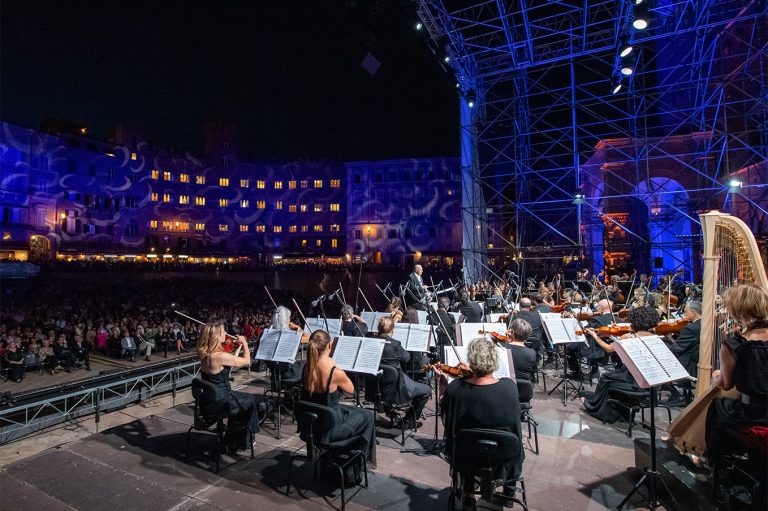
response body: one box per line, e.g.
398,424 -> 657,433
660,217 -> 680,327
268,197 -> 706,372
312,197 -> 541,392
173,310 -> 238,341
263,286 -> 279,310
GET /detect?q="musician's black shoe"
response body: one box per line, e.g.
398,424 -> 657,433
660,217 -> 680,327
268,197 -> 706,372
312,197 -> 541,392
404,418 -> 423,430
587,367 -> 599,381
664,396 -> 689,408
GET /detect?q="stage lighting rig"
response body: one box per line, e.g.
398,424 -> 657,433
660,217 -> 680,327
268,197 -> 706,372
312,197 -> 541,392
612,83 -> 623,94
632,3 -> 650,30
572,193 -> 586,205
416,22 -> 423,31
466,89 -> 477,108
728,179 -> 743,193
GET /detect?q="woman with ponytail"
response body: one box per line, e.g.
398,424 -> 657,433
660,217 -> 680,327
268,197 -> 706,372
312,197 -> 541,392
302,329 -> 376,466
197,322 -> 262,452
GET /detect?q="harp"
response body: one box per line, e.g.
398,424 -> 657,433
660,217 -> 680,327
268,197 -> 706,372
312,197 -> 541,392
668,211 -> 768,456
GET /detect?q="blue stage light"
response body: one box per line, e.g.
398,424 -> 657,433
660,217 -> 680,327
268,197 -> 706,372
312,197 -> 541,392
612,83 -> 623,94
416,22 -> 423,31
620,45 -> 633,58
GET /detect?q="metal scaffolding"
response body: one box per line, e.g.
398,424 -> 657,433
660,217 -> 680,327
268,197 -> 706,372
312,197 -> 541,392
416,0 -> 768,281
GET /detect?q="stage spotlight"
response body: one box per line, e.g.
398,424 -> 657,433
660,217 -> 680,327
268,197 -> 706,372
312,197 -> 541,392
633,4 -> 649,30
416,22 -> 423,31
728,179 -> 743,193
620,51 -> 636,76
612,83 -> 623,94
572,193 -> 586,205
466,89 -> 477,108
620,44 -> 633,58
443,55 -> 451,63
621,65 -> 634,76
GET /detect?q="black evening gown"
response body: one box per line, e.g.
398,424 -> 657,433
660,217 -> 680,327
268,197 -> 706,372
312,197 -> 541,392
201,367 -> 260,450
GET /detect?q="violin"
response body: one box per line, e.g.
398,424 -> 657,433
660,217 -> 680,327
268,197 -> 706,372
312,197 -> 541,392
551,302 -> 569,313
654,319 -> 689,335
478,330 -> 513,344
221,338 -> 243,353
576,325 -> 633,338
576,312 -> 597,322
423,363 -> 472,378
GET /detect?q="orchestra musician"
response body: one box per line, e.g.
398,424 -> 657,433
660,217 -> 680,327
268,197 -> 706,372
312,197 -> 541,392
566,299 -> 614,378
341,304 -> 368,337
385,296 -> 404,323
438,338 -> 523,505
580,306 -> 661,423
503,318 -> 538,382
429,297 -> 457,350
302,329 -> 376,466
407,264 -> 429,304
196,322 -> 264,452
458,291 -> 483,324
512,297 -> 543,353
270,306 -> 307,380
533,293 -> 552,313
661,300 -> 701,407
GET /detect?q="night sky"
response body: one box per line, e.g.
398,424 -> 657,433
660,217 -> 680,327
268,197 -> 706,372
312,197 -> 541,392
1,1 -> 459,160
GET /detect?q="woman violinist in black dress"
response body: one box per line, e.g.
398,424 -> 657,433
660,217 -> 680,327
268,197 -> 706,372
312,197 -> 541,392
580,306 -> 661,423
197,322 -> 261,451
302,330 -> 376,466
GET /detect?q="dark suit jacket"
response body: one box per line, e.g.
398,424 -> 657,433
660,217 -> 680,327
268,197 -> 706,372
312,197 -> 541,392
584,312 -> 615,359
377,334 -> 412,403
408,272 -> 426,301
341,320 -> 368,337
535,304 -> 553,314
513,310 -> 543,351
460,302 -> 483,323
670,320 -> 701,376
429,309 -> 456,348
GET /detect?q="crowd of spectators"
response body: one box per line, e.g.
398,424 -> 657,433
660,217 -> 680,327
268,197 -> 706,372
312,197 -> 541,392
0,275 -> 317,384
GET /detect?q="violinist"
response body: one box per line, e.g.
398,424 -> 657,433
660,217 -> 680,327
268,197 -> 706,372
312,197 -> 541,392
458,291 -> 483,324
533,293 -> 552,313
566,298 -> 614,377
580,306 -> 661,423
385,296 -> 404,323
503,319 -> 538,381
269,306 -> 306,381
512,297 -> 542,352
340,305 -> 368,337
662,301 -> 701,406
428,297 -> 456,350
438,338 -> 523,505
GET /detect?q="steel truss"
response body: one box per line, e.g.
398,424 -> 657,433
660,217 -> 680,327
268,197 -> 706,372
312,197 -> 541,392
0,360 -> 201,444
416,0 -> 768,281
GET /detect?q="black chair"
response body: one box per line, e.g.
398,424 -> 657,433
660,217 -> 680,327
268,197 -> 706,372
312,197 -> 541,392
605,387 -> 672,438
287,400 -> 368,511
185,378 -> 254,473
264,361 -> 303,438
365,364 -> 414,445
712,426 -> 768,511
448,428 -> 528,511
23,353 -> 41,375
516,379 -> 539,455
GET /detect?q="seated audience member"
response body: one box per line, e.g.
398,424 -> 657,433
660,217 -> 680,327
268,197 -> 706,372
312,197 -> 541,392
377,317 -> 431,428
704,284 -> 768,469
54,334 -> 76,373
3,341 -> 26,382
136,326 -> 155,362
39,339 -> 58,374
70,333 -> 91,371
439,337 -> 523,500
302,329 -> 376,466
580,306 -> 660,423
120,329 -> 139,362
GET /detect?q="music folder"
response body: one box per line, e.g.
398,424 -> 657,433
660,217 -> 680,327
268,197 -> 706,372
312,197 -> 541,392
331,336 -> 386,375
613,335 -> 692,388
540,313 -> 586,345
255,328 -> 303,364
392,323 -> 433,352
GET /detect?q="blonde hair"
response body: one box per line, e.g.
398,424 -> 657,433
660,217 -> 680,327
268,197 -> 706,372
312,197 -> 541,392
724,284 -> 768,331
467,337 -> 498,376
197,322 -> 225,359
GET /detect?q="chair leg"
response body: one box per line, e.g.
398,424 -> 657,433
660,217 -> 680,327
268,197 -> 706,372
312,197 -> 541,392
334,462 -> 347,511
532,420 -> 539,456
186,425 -> 195,459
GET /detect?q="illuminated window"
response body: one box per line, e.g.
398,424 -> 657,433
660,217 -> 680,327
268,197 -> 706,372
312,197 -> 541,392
332,239 -> 338,248
314,180 -> 323,188
163,171 -> 171,181
240,179 -> 249,188
289,204 -> 297,213
330,179 -> 341,188
179,195 -> 189,205
149,220 -> 158,230
314,225 -> 323,232
330,224 -> 340,232
179,222 -> 189,232
276,201 -> 283,210
195,196 -> 206,206
163,193 -> 171,203
300,204 -> 307,213
151,170 -> 159,180
301,239 -> 307,248
330,203 -> 340,212
219,224 -> 228,232
219,198 -> 229,207
219,178 -> 229,187
162,221 -> 172,231
240,199 -> 249,208
240,225 -> 249,232
316,240 -> 322,247
131,152 -> 137,161
314,204 -> 323,212
256,225 -> 266,233
288,180 -> 296,189
257,180 -> 265,189
301,226 -> 308,233
273,226 -> 283,233
274,181 -> 283,189
196,175 -> 206,185
300,180 -> 308,188
150,192 -> 159,202
257,200 -> 266,209
180,173 -> 190,183
289,225 -> 297,233
195,223 -> 205,232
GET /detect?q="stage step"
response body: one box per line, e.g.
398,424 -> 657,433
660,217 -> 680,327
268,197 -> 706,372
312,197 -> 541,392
633,437 -> 718,511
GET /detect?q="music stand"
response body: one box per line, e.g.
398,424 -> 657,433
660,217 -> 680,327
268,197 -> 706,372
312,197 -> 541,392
540,314 -> 587,406
254,329 -> 302,439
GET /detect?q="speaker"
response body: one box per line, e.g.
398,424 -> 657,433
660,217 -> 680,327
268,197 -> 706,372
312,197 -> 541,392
654,257 -> 664,269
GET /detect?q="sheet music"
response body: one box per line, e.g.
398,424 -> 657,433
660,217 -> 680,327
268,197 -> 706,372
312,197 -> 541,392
361,311 -> 390,331
540,313 -> 585,344
304,317 -> 341,336
404,324 -> 432,352
331,336 -> 385,375
449,312 -> 461,323
392,323 -> 410,341
487,313 -> 508,323
456,322 -> 506,346
615,335 -> 690,387
443,345 -> 514,381
416,310 -> 428,325
255,329 -> 302,363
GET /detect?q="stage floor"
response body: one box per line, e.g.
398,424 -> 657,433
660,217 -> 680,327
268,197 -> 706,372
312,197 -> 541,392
0,368 -> 676,510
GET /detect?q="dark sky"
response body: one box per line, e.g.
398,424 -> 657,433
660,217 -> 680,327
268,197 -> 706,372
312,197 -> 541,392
1,0 -> 459,160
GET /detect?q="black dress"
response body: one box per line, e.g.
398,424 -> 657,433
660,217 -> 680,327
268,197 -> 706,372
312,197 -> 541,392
302,366 -> 377,466
201,366 -> 261,451
705,334 -> 768,461
582,338 -> 640,423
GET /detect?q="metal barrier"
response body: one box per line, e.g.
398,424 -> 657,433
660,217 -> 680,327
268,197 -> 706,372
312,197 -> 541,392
0,359 -> 201,445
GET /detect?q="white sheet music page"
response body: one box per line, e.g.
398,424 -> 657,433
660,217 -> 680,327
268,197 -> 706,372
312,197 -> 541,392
255,328 -> 281,361
405,324 -> 432,352
361,311 -> 389,332
332,336 -> 363,371
353,338 -> 386,374
615,335 -> 689,387
324,318 -> 343,337
443,345 -> 513,381
540,313 -> 584,344
273,330 -> 302,364
393,323 -> 410,342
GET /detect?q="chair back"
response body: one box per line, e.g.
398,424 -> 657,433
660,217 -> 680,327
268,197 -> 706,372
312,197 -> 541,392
23,353 -> 38,366
453,428 -> 522,473
295,400 -> 339,455
191,378 -> 228,426
516,379 -> 534,404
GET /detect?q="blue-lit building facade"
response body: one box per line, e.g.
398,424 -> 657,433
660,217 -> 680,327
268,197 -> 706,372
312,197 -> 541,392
0,121 -> 347,263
